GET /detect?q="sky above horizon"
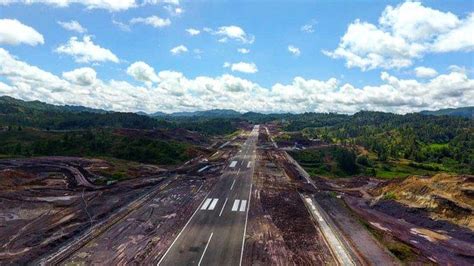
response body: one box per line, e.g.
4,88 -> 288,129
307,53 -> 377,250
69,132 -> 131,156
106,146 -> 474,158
0,0 -> 473,114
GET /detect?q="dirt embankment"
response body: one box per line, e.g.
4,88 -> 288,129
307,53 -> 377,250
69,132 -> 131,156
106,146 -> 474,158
0,157 -> 165,264
320,174 -> 474,265
373,174 -> 474,229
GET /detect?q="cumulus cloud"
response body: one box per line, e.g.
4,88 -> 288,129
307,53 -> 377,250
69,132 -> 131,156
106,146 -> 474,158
325,1 -> 474,70
212,25 -> 254,44
288,45 -> 301,56
0,48 -> 472,114
0,19 -> 44,46
224,62 -> 258,74
186,28 -> 200,36
55,35 -> 119,63
62,67 -> 96,86
0,0 -> 137,11
58,20 -> 87,33
130,16 -> 171,28
126,61 -> 159,86
237,48 -> 250,54
170,45 -> 188,55
414,66 -> 438,78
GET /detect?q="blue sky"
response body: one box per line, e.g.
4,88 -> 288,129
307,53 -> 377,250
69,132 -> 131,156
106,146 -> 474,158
0,0 -> 473,113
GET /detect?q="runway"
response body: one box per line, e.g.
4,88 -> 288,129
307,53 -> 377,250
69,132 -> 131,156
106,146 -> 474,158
158,125 -> 259,266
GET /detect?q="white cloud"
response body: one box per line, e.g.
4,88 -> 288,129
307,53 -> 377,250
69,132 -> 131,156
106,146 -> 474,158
301,19 -> 316,33
0,19 -> 44,46
143,0 -> 179,5
170,45 -> 188,55
58,20 -> 87,33
0,48 -> 473,114
432,14 -> 474,52
326,1 -> 474,70
55,36 -> 119,63
288,45 -> 301,56
224,62 -> 258,74
112,19 -> 131,31
0,0 -> 137,11
130,16 -> 171,28
186,28 -> 200,36
237,48 -> 250,54
62,67 -> 96,86
213,25 -> 254,44
414,66 -> 438,78
164,5 -> 183,16
126,61 -> 159,86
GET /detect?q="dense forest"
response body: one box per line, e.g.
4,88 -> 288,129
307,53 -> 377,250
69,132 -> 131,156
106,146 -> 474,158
1,96 -> 472,174
291,112 -> 473,174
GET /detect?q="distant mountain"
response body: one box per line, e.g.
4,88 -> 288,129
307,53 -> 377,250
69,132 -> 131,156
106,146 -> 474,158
168,109 -> 241,118
149,111 -> 168,117
420,107 -> 473,118
0,96 -> 107,114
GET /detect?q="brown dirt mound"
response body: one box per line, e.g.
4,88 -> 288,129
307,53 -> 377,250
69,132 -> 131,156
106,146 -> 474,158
374,173 -> 474,229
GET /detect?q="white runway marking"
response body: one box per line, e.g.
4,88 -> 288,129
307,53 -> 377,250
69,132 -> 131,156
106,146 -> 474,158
230,179 -> 236,190
219,198 -> 228,216
230,160 -> 237,168
208,198 -> 219,210
247,161 -> 251,168
198,232 -> 213,266
157,190 -> 212,266
232,199 -> 240,211
201,198 -> 212,210
239,200 -> 247,212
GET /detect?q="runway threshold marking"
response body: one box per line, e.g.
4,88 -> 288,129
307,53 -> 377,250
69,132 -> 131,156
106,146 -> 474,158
230,160 -> 237,168
232,200 -> 240,211
231,199 -> 247,212
201,198 -> 212,210
198,232 -> 213,266
219,198 -> 229,216
201,198 -> 219,211
208,198 -> 219,210
247,162 -> 251,168
239,200 -> 247,212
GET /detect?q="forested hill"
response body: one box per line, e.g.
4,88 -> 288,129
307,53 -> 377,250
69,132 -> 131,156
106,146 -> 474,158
0,96 -> 171,130
0,96 -> 237,136
420,107 -> 473,118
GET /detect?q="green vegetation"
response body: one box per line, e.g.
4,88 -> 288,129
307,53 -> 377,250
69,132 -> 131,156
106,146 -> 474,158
382,192 -> 397,200
290,111 -> 473,175
0,128 -> 193,165
359,219 -> 418,263
289,146 -> 359,177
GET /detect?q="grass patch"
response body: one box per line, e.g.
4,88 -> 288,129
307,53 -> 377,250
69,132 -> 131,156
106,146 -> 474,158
359,219 -> 418,263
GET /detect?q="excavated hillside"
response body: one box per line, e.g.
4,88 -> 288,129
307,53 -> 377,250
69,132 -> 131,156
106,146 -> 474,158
374,174 -> 474,229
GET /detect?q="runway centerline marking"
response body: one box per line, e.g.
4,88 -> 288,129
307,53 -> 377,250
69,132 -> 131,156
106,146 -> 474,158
230,179 -> 236,190
198,232 -> 213,266
219,198 -> 229,216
